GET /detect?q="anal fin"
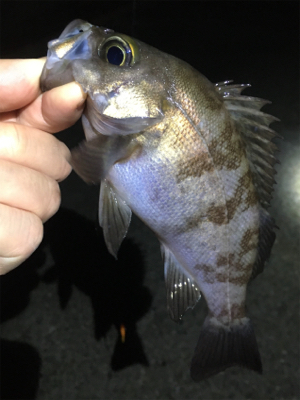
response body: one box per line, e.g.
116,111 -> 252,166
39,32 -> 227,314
99,180 -> 132,258
161,243 -> 201,322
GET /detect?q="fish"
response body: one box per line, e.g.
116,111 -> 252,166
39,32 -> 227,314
40,19 -> 279,381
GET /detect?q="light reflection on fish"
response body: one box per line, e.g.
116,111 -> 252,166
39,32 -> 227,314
41,19 -> 279,381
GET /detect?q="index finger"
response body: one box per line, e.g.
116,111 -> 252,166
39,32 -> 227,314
16,82 -> 87,133
0,59 -> 45,112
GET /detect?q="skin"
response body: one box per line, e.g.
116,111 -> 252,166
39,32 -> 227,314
0,59 -> 86,274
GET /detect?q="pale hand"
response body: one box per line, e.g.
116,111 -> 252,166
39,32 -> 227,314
0,59 -> 86,274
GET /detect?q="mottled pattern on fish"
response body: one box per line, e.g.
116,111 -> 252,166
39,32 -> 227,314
41,20 -> 278,381
109,66 -> 260,326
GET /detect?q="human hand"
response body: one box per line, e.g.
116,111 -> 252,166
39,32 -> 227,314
0,59 -> 86,274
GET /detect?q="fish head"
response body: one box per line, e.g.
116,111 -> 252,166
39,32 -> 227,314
41,19 -> 172,135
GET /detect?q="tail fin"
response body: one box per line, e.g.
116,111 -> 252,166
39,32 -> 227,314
190,317 -> 262,381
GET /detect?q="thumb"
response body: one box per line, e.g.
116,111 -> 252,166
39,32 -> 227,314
18,82 -> 87,133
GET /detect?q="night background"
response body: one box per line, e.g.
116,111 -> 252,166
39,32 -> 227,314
0,1 -> 299,399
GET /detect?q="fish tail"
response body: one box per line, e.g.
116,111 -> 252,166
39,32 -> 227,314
190,316 -> 262,381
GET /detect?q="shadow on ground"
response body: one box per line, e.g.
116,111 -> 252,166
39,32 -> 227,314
0,252 -> 44,399
0,208 -> 152,398
43,208 -> 152,369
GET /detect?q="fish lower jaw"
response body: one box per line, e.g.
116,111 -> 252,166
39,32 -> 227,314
41,60 -> 73,91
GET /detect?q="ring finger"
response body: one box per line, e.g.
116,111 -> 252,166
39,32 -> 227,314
0,159 -> 61,222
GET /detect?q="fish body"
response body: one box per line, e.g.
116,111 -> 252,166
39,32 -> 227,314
41,20 -> 278,381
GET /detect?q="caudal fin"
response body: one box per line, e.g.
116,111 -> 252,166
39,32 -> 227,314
190,317 -> 262,381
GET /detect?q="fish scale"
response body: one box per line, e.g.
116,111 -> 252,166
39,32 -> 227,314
41,19 -> 277,381
167,65 -> 260,313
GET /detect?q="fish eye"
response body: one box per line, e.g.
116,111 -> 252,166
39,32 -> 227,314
106,43 -> 128,66
100,35 -> 138,67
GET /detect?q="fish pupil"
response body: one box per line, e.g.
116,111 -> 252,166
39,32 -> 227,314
107,46 -> 124,66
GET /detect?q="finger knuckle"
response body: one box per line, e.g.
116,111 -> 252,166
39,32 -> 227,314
24,214 -> 44,256
51,141 -> 72,181
43,178 -> 61,221
0,123 -> 23,158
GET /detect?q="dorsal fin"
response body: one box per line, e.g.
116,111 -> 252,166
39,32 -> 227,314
216,81 -> 279,278
161,243 -> 201,321
216,81 -> 281,209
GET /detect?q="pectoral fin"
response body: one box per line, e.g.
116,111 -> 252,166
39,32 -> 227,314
161,243 -> 201,322
99,180 -> 132,258
71,135 -> 135,258
71,134 -> 137,183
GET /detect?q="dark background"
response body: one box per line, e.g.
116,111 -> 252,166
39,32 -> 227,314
0,1 -> 299,399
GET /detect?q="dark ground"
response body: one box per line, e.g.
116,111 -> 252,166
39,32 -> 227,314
0,1 -> 299,399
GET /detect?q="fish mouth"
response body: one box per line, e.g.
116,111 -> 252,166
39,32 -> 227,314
40,59 -> 74,92
40,19 -> 164,135
40,20 -> 100,92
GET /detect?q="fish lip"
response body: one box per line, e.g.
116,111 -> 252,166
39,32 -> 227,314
46,28 -> 93,62
41,25 -> 99,92
41,21 -> 115,93
58,19 -> 93,39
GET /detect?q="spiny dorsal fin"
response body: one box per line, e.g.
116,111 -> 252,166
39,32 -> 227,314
216,81 -> 281,209
216,81 -> 279,278
161,243 -> 201,322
